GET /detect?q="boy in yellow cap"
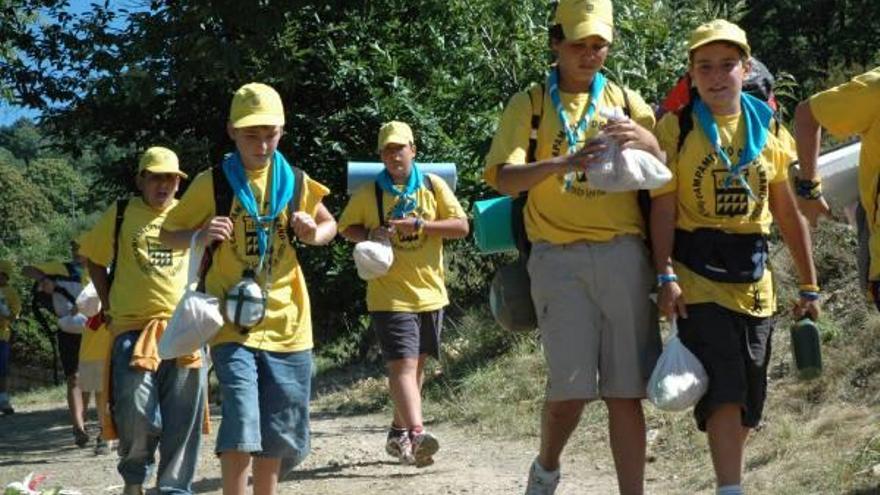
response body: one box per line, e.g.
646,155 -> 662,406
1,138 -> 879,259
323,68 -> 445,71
483,0 -> 664,493
79,146 -> 205,495
0,261 -> 22,415
650,20 -> 820,495
23,241 -> 92,446
338,121 -> 468,467
160,82 -> 336,495
794,68 -> 880,299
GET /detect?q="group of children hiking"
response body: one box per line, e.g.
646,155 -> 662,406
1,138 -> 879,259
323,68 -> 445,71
0,0 -> 878,494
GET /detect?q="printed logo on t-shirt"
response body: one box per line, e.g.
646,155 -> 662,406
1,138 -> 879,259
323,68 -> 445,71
132,222 -> 185,277
690,147 -> 769,221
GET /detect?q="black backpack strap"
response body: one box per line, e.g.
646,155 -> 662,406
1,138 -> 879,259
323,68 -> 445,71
526,84 -> 544,164
107,198 -> 129,288
374,181 -> 386,227
198,166 -> 234,292
513,84 -> 546,260
286,165 -> 305,243
53,285 -> 77,305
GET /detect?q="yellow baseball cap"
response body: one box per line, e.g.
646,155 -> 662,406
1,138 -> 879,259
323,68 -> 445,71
229,82 -> 285,128
0,261 -> 12,277
138,146 -> 188,179
377,121 -> 414,151
688,19 -> 751,58
554,0 -> 614,43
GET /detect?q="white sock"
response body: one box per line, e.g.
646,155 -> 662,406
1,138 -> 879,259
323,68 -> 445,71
717,485 -> 743,495
531,458 -> 560,480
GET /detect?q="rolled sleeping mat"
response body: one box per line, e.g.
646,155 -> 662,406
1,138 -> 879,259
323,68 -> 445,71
790,140 -> 861,209
347,162 -> 457,195
473,196 -> 516,254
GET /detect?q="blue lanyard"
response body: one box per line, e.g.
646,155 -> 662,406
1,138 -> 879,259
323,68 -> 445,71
548,67 -> 606,190
692,94 -> 773,200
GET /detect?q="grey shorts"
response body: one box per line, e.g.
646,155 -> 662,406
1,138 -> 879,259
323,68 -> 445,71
528,236 -> 661,401
371,310 -> 443,361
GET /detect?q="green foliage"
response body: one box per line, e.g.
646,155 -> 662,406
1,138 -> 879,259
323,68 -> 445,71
0,160 -> 53,245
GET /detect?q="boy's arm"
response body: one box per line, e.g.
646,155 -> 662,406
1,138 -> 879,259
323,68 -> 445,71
87,260 -> 111,314
292,202 -> 336,246
160,216 -> 234,250
769,180 -> 820,320
387,217 -> 469,239
651,192 -> 686,320
794,100 -> 831,226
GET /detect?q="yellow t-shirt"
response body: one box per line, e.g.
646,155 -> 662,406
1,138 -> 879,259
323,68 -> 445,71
809,68 -> 880,278
79,323 -> 112,362
0,286 -> 22,342
79,197 -> 189,335
484,81 -> 656,244
338,174 -> 467,312
162,165 -> 329,353
652,111 -> 796,317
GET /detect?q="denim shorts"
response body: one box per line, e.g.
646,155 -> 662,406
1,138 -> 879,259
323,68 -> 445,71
211,343 -> 312,470
0,341 -> 9,377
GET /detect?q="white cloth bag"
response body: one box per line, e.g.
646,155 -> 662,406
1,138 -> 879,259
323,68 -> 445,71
647,319 -> 709,411
158,233 -> 223,359
586,109 -> 672,192
353,239 -> 394,280
76,282 -> 102,317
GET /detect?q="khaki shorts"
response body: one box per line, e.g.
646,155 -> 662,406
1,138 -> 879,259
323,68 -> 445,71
528,236 -> 661,401
78,360 -> 103,392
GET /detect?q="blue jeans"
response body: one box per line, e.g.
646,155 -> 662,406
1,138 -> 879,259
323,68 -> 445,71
111,331 -> 206,494
211,344 -> 311,475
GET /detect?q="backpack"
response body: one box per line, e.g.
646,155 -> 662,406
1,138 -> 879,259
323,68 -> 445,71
659,57 -> 781,153
373,174 -> 435,227
197,163 -> 305,291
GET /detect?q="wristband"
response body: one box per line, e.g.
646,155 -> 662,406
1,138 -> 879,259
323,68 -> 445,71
798,283 -> 820,293
794,178 -> 823,200
657,273 -> 678,286
799,291 -> 820,302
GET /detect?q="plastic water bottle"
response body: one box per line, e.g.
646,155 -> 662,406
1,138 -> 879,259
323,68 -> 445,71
789,318 -> 822,380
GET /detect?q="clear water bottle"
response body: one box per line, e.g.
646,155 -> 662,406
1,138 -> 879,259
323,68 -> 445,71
789,318 -> 822,380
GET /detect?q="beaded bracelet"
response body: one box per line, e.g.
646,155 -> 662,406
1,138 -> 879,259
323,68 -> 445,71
657,273 -> 678,286
799,291 -> 820,301
794,178 -> 823,200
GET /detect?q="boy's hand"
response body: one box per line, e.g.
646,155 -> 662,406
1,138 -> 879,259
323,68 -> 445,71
603,119 -> 662,157
561,138 -> 609,173
199,216 -> 234,247
291,211 -> 318,243
388,217 -> 420,236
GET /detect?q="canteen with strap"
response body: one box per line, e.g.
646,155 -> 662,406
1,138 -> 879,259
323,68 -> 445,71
225,269 -> 267,330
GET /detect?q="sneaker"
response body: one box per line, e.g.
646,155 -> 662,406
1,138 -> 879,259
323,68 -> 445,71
73,427 -> 90,448
94,436 -> 110,455
410,430 -> 439,468
385,426 -> 409,459
525,459 -> 560,495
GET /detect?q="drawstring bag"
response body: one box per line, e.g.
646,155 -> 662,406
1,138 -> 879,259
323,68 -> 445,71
158,233 -> 223,359
225,269 -> 267,329
586,108 -> 672,192
353,239 -> 394,280
76,281 -> 102,317
647,319 -> 708,411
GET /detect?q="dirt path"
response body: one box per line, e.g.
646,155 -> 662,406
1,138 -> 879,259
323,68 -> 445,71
0,401 -> 628,494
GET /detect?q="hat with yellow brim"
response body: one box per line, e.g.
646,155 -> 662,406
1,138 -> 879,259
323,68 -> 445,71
138,146 -> 188,179
688,19 -> 751,58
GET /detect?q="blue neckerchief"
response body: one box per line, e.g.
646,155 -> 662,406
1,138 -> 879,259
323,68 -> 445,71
376,163 -> 423,219
693,93 -> 773,199
548,67 -> 606,190
222,151 -> 295,269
